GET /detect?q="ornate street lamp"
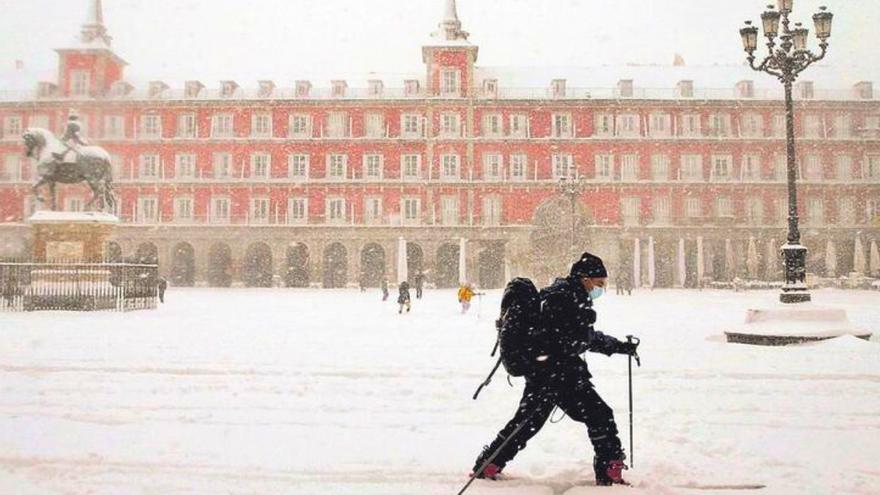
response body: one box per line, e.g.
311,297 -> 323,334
740,2 -> 833,303
557,171 -> 587,262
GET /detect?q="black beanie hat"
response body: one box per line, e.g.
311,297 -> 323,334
570,252 -> 608,278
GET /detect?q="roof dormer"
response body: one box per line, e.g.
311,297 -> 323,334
677,80 -> 694,98
110,80 -> 133,97
735,80 -> 754,98
551,79 -> 567,98
36,82 -> 58,99
148,81 -> 169,98
220,80 -> 239,98
185,80 -> 204,98
368,80 -> 384,97
617,79 -> 634,98
295,80 -> 312,98
795,81 -> 814,99
854,81 -> 873,100
404,80 -> 420,97
258,80 -> 276,98
332,80 -> 348,98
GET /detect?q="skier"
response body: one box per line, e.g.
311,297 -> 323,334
471,252 -> 640,486
397,280 -> 411,314
458,283 -> 475,313
415,271 -> 426,299
52,111 -> 88,165
381,279 -> 389,301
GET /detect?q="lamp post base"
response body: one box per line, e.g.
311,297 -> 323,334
780,243 -> 810,304
779,289 -> 811,304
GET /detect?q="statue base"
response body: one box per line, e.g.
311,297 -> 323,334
28,211 -> 119,262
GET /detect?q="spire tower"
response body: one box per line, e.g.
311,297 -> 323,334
438,0 -> 469,41
81,0 -> 112,46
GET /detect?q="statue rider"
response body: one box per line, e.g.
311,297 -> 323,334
52,110 -> 88,166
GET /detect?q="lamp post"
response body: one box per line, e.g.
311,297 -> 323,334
557,171 -> 587,262
740,1 -> 833,303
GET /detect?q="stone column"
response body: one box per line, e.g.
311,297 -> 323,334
459,237 -> 468,285
632,237 -> 641,288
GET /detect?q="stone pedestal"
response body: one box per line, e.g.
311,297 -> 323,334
725,303 -> 871,346
28,211 -> 119,262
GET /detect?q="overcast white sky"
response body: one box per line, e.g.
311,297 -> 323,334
0,0 -> 877,83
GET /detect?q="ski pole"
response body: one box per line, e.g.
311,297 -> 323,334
626,335 -> 640,468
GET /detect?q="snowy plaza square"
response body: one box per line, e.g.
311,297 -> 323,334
1,288 -> 878,495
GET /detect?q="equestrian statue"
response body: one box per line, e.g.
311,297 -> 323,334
23,111 -> 116,213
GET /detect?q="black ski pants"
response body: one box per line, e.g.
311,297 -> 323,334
476,372 -> 624,470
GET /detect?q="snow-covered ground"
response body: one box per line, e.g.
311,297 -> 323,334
1,288 -> 878,495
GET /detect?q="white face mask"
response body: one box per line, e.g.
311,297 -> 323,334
589,286 -> 605,300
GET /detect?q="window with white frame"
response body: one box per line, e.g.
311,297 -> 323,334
742,154 -> 762,181
364,197 -> 382,224
651,154 -> 670,181
326,197 -> 346,223
326,112 -> 349,138
482,195 -> 502,226
771,114 -> 786,137
365,112 -> 386,138
211,114 -> 234,137
834,155 -> 851,181
22,194 -> 38,216
552,113 -> 572,138
681,154 -> 703,181
2,154 -> 21,181
509,114 -> 528,137
138,196 -> 158,223
552,153 -> 573,178
401,197 -> 421,225
441,195 -> 459,225
174,196 -> 193,222
715,196 -> 733,217
652,196 -> 670,223
211,196 -> 230,223
746,197 -> 764,223
139,154 -> 160,179
620,197 -> 641,225
741,113 -> 764,137
251,113 -> 272,137
327,154 -> 348,179
618,114 -> 639,136
441,69 -> 461,95
401,114 -> 422,137
71,70 -> 90,96
774,154 -> 801,181
833,114 -> 851,138
139,114 -> 162,139
288,153 -> 309,180
865,115 -> 880,130
103,115 -> 124,138
175,153 -> 196,179
595,113 -> 614,136
711,155 -> 732,181
803,114 -> 822,138
109,153 -> 123,180
708,113 -> 731,136
250,197 -> 270,224
837,197 -> 855,225
363,154 -> 383,179
483,153 -> 502,180
251,153 -> 270,179
649,113 -> 671,137
177,113 -> 197,138
773,198 -> 787,223
509,154 -> 527,181
482,113 -> 502,137
804,154 -> 822,181
440,113 -> 461,137
289,114 -> 312,138
866,154 -> 880,179
64,196 -> 84,213
868,199 -> 880,224
620,154 -> 639,181
28,114 -> 50,130
213,152 -> 232,179
595,154 -> 613,181
287,197 -> 308,224
402,154 -> 422,180
681,114 -> 701,137
807,197 -> 825,224
440,154 -> 459,180
685,197 -> 702,218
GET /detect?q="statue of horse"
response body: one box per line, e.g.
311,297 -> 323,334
22,128 -> 116,213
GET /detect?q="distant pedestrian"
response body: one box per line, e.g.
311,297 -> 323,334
157,277 -> 168,303
359,272 -> 367,292
614,271 -> 624,295
624,272 -> 633,296
381,279 -> 389,301
415,271 -> 426,299
398,281 -> 411,314
458,283 -> 475,313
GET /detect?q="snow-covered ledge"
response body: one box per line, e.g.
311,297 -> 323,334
27,211 -> 119,224
725,303 -> 872,346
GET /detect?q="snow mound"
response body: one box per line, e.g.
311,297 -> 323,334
27,211 -> 119,224
734,304 -> 865,337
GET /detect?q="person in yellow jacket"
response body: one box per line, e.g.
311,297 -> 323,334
458,283 -> 475,313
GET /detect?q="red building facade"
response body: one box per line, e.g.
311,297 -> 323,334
1,0 -> 879,288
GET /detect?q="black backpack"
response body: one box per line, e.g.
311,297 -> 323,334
473,278 -> 548,399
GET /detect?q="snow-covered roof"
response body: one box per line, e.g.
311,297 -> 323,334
27,211 -> 119,224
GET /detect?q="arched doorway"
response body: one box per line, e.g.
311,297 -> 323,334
406,242 -> 423,284
134,242 -> 158,265
323,243 -> 348,288
105,241 -> 122,263
243,242 -> 273,287
284,243 -> 310,287
478,242 -> 505,289
531,197 -> 593,284
435,243 -> 460,288
208,243 -> 233,287
361,243 -> 386,287
170,242 -> 196,287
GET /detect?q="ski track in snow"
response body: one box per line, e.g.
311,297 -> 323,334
0,288 -> 879,495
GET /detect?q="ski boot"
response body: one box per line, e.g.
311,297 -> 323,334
594,458 -> 629,486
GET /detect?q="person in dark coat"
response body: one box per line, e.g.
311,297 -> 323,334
397,280 -> 411,314
381,279 -> 389,301
414,271 -> 426,299
157,277 -> 168,303
471,252 -> 639,486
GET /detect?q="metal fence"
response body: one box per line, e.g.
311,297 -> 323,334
0,260 -> 159,312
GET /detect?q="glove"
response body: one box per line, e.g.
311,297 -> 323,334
617,341 -> 639,356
